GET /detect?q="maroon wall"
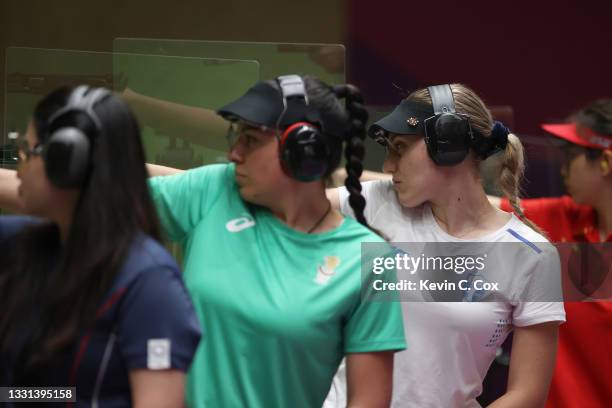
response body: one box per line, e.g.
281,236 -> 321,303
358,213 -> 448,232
347,0 -> 611,135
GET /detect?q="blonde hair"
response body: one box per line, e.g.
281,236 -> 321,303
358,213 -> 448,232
406,84 -> 543,234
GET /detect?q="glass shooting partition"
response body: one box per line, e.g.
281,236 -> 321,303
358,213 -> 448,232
113,39 -> 345,84
111,39 -> 351,171
4,47 -> 260,170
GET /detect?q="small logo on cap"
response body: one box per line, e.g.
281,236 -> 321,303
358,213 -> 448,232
407,117 -> 419,126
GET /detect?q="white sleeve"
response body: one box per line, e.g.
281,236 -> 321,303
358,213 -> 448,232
513,302 -> 566,327
512,243 -> 566,327
337,180 -> 393,222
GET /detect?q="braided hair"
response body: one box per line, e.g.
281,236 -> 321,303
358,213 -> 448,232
332,84 -> 370,228
262,76 -> 377,233
278,77 -> 375,233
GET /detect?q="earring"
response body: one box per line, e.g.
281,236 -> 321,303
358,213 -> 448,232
601,160 -> 609,172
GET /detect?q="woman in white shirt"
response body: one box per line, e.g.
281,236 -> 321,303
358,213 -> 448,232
326,84 -> 565,407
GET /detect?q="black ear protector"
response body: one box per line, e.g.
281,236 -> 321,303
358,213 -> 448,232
44,86 -> 111,188
276,75 -> 331,182
424,84 -> 474,166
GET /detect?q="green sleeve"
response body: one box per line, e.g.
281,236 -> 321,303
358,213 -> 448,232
148,163 -> 232,242
343,244 -> 407,353
343,297 -> 406,353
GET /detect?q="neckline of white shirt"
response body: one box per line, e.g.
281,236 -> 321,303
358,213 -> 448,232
422,203 -> 520,243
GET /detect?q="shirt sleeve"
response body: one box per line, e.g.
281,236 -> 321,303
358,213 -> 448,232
343,244 -> 407,353
337,180 -> 394,222
0,215 -> 40,243
148,163 -> 232,242
343,296 -> 406,353
116,266 -> 202,371
512,243 -> 566,327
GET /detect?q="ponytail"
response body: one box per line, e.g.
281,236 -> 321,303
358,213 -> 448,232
499,133 -> 545,235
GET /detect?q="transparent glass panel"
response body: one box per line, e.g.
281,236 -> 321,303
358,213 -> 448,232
113,39 -> 345,86
113,53 -> 259,168
4,47 -> 113,168
4,47 -> 259,170
112,39 -> 348,173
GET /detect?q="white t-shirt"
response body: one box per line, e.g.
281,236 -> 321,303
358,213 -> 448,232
324,180 -> 566,408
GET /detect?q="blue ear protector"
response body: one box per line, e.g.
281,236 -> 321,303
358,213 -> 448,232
424,84 -> 474,166
44,86 -> 111,188
276,75 -> 331,182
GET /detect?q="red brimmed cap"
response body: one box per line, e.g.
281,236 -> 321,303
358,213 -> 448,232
541,122 -> 612,150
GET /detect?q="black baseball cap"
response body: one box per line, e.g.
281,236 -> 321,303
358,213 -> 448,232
217,78 -> 349,137
217,80 -> 284,128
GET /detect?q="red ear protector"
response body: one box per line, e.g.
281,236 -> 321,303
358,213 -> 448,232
276,75 -> 331,182
279,121 -> 321,148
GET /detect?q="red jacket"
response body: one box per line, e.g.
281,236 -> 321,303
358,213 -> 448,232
502,196 -> 612,408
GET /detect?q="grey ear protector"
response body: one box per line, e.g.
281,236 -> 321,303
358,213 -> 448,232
423,84 -> 474,166
44,86 -> 111,187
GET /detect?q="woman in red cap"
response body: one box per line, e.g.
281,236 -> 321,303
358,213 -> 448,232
491,99 -> 612,407
492,99 -> 612,243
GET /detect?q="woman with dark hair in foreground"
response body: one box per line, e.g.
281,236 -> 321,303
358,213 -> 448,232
0,86 -> 201,407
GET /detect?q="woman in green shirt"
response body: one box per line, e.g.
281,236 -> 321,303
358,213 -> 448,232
148,75 -> 406,407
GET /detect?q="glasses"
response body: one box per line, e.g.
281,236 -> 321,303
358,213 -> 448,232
226,121 -> 273,150
14,135 -> 43,163
385,141 -> 405,157
377,132 -> 410,158
372,129 -> 402,156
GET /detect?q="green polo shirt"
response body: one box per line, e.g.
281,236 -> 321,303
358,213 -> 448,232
149,163 -> 405,408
